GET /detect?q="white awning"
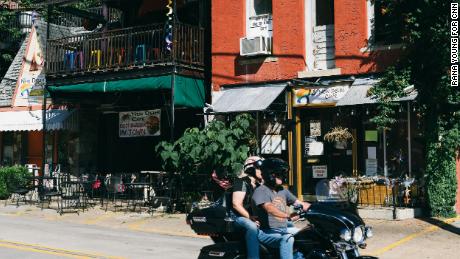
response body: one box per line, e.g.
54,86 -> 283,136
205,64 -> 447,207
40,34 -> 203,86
0,109 -> 78,132
336,78 -> 417,106
212,83 -> 287,113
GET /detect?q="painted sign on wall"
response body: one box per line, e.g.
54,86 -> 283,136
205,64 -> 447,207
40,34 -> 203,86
119,109 -> 161,138
293,83 -> 349,107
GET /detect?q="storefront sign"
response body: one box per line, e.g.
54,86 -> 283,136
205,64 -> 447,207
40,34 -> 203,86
313,165 -> 327,178
293,84 -> 349,107
119,109 -> 161,138
366,159 -> 378,176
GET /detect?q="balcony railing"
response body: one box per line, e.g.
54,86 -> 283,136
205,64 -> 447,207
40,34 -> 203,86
46,23 -> 205,76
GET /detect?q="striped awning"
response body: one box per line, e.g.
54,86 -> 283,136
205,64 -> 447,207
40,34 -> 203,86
0,109 -> 78,132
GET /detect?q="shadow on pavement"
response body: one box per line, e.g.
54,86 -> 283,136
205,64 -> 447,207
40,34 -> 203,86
419,217 -> 460,235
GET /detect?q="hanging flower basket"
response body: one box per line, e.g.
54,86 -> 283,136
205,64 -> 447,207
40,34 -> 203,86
324,127 -> 354,149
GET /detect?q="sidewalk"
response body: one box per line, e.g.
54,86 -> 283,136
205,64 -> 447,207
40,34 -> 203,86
0,203 -> 458,258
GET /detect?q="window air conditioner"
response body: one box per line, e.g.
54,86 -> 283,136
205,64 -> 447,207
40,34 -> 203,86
240,36 -> 272,56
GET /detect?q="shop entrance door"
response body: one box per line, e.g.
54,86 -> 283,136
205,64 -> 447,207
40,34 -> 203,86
300,110 -> 354,197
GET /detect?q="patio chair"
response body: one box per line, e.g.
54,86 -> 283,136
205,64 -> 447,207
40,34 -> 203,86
104,175 -> 127,212
58,173 -> 81,215
39,174 -> 61,210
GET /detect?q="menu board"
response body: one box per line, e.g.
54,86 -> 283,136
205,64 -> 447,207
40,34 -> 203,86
119,109 -> 161,137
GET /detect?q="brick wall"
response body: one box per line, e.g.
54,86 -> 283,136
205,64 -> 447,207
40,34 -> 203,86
212,0 -> 305,90
334,0 -> 400,75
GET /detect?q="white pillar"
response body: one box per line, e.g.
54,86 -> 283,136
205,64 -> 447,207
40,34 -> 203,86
407,102 -> 412,177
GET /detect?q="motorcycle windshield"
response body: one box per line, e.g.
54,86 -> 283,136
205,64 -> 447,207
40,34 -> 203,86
314,178 -> 349,203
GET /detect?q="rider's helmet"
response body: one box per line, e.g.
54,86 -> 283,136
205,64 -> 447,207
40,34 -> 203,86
243,156 -> 264,178
259,158 -> 289,189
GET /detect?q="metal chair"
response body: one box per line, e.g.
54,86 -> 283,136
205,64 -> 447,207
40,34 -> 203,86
104,175 -> 127,212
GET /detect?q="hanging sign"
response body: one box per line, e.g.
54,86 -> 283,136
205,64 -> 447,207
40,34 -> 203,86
119,109 -> 161,138
312,165 -> 327,178
293,84 -> 349,107
14,28 -> 45,107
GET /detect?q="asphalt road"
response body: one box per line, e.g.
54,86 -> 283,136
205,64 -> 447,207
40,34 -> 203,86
0,215 -> 212,259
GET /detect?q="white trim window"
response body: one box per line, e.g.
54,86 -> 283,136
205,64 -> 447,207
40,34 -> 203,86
366,0 -> 404,46
246,0 -> 273,38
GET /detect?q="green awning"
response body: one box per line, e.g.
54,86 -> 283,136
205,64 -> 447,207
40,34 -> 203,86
47,75 -> 205,108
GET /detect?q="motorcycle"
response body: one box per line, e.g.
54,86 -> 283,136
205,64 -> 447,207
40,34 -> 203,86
187,181 -> 376,259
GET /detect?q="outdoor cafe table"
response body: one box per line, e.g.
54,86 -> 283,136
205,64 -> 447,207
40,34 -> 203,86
124,182 -> 152,203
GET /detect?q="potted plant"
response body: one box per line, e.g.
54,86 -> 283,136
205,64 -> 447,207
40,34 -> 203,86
323,127 -> 354,149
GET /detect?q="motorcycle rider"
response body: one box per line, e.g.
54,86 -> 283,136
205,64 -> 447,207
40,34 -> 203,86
252,158 -> 311,259
231,156 -> 264,259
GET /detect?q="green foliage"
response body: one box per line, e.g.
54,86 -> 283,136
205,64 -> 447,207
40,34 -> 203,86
156,113 -> 257,178
0,165 -> 30,199
369,67 -> 410,130
375,0 -> 459,216
0,8 -> 21,76
426,141 -> 457,217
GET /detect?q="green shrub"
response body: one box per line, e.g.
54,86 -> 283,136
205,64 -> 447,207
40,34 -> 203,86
0,166 -> 30,199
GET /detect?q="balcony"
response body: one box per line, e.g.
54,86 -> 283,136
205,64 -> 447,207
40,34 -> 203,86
46,23 -> 205,78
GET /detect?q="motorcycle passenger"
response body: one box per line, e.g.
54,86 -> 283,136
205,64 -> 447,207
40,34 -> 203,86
252,158 -> 311,259
230,156 -> 264,259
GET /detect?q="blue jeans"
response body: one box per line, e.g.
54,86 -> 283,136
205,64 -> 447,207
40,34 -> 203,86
234,217 -> 260,259
258,228 -> 295,259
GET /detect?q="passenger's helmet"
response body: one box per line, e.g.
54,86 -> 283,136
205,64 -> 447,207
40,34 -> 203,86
243,156 -> 264,177
259,158 -> 289,189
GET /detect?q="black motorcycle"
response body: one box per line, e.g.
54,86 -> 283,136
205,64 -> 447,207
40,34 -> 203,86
187,181 -> 376,259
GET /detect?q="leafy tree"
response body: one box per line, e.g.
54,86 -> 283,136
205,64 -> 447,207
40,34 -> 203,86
156,113 -> 257,178
373,0 -> 459,217
0,6 -> 21,76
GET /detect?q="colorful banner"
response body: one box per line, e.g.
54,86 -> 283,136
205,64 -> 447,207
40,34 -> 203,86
14,27 -> 45,107
119,109 -> 161,138
293,84 -> 349,107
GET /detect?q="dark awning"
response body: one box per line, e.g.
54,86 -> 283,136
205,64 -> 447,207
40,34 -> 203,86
47,75 -> 205,108
212,83 -> 287,113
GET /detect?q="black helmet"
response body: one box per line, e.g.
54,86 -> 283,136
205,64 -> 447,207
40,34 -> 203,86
259,158 -> 289,189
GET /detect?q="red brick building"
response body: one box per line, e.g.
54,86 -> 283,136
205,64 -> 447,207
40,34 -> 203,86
211,0 -> 435,207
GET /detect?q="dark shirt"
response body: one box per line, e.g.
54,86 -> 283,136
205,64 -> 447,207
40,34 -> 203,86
231,176 -> 254,216
252,185 -> 297,229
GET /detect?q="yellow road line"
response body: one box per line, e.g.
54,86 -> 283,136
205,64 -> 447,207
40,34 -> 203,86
369,216 -> 460,257
0,240 -> 126,259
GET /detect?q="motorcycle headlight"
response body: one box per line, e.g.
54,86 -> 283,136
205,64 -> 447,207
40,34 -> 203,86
340,229 -> 352,241
365,226 -> 373,238
353,227 -> 364,243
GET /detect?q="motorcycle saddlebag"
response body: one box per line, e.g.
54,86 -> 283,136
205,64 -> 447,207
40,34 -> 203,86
198,242 -> 245,259
187,206 -> 235,235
